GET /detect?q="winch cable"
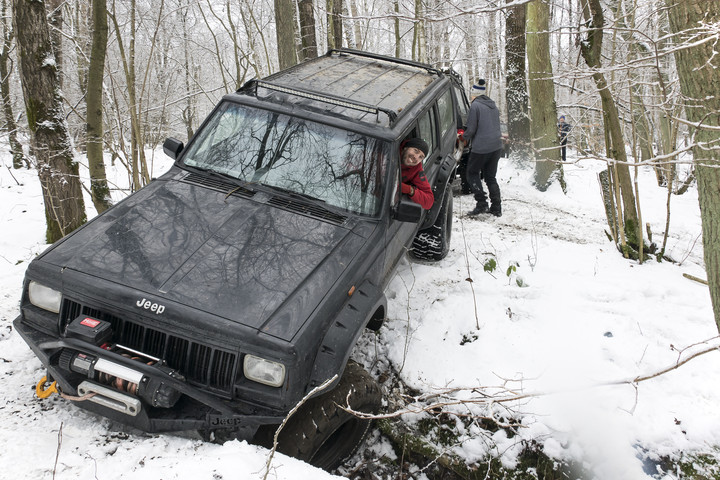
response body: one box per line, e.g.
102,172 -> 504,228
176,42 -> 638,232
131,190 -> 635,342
35,376 -> 97,402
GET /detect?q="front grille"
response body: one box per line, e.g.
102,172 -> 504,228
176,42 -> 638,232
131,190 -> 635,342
60,299 -> 237,395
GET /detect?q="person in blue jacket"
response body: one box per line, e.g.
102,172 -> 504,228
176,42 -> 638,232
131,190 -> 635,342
463,79 -> 503,217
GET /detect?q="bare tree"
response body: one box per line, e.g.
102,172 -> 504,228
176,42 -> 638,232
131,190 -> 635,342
86,0 -> 111,214
275,0 -> 296,69
664,0 -> 720,329
298,0 -> 318,60
13,0 -> 86,242
527,0 -> 564,190
579,0 -> 642,257
505,1 -> 530,160
0,0 -> 25,168
46,0 -> 63,88
327,0 -> 343,50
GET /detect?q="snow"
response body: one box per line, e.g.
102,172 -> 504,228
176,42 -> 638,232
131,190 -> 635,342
2,141 -> 719,479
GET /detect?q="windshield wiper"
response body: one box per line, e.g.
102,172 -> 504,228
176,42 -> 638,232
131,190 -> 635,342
259,183 -> 326,203
184,164 -> 251,187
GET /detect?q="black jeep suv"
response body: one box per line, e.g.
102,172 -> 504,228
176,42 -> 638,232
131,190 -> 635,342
14,49 -> 468,469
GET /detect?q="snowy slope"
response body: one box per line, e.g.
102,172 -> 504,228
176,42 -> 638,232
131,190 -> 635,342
1,144 -> 718,479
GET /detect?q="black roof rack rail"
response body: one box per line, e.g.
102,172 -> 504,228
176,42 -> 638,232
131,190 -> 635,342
327,48 -> 443,76
441,67 -> 464,84
242,79 -> 398,123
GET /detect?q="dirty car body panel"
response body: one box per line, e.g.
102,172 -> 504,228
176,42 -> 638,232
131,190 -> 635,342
14,49 -> 464,440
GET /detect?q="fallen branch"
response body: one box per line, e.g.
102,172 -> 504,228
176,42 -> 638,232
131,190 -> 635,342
342,336 -> 720,420
683,273 -> 708,285
262,375 -> 337,480
53,422 -> 63,480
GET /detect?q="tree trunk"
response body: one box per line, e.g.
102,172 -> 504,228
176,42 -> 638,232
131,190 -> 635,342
86,0 -> 111,214
274,0 -> 296,70
393,0 -> 400,57
0,0 -> 25,168
239,0 -> 270,78
526,0 -> 564,191
665,0 -> 720,330
109,0 -> 152,191
298,0 -> 317,60
505,1 -> 530,160
181,4 -> 196,137
579,0 -> 640,251
46,0 -> 63,89
347,0 -> 362,49
72,0 -> 91,152
13,0 -> 86,242
326,0 -> 343,50
412,0 -> 426,63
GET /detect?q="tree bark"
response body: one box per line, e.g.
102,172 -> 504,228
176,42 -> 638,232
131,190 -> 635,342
579,0 -> 640,250
326,0 -> 343,50
298,0 -> 317,60
274,0 -> 296,70
505,1 -> 530,160
13,0 -> 86,242
46,0 -> 63,89
0,0 -> 25,168
412,0 -> 426,63
527,0 -> 564,191
86,0 -> 111,214
665,0 -> 720,330
393,0 -> 400,57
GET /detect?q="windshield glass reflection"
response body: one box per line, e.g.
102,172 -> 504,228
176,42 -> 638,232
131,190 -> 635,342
181,102 -> 388,215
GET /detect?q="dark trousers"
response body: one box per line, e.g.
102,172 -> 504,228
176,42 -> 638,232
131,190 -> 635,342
560,139 -> 568,162
466,149 -> 502,212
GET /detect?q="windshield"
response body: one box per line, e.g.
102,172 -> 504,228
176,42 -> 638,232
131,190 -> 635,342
181,102 -> 388,216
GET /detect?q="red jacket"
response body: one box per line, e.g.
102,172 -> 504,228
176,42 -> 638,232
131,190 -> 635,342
401,163 -> 434,210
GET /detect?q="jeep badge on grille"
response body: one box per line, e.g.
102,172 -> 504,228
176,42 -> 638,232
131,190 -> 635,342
136,298 -> 165,315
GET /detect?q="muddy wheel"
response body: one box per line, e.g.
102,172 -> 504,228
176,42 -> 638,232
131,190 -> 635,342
255,361 -> 381,471
409,189 -> 453,261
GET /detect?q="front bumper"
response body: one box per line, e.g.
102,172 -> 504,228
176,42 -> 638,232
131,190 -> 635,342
14,316 -> 285,438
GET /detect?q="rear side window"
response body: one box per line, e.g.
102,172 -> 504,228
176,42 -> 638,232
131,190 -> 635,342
437,90 -> 455,139
417,109 -> 437,163
452,84 -> 469,128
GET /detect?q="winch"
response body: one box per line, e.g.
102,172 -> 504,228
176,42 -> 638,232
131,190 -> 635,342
36,315 -> 184,414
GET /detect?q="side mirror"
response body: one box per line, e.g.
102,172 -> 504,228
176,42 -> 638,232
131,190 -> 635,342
393,199 -> 423,223
163,137 -> 184,159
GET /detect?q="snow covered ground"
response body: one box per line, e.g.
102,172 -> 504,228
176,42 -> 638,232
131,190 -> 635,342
1,141 -> 718,479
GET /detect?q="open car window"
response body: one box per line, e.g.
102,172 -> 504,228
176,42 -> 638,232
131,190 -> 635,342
181,102 -> 388,216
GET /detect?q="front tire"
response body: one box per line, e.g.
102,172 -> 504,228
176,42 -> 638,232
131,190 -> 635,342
255,361 -> 381,471
409,189 -> 453,261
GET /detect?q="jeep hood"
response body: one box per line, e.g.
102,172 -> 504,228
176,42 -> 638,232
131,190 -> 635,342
37,174 -> 365,341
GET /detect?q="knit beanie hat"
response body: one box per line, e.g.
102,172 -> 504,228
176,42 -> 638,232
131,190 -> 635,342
402,138 -> 429,157
471,79 -> 486,96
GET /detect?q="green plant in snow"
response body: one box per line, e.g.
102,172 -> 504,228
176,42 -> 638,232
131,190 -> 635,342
484,257 -> 497,274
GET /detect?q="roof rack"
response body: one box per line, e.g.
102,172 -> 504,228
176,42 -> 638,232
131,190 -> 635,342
243,79 -> 398,123
327,48 -> 443,76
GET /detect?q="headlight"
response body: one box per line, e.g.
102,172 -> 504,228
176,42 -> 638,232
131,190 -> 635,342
28,281 -> 62,313
243,355 -> 286,387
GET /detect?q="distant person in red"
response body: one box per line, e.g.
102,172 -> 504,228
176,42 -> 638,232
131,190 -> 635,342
400,138 -> 434,210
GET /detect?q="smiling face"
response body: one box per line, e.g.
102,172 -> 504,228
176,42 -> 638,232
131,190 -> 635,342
402,146 -> 425,167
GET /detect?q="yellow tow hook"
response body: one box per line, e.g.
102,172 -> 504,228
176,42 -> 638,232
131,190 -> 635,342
35,375 -> 58,399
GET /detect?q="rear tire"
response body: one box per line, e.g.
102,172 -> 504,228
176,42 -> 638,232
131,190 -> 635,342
255,361 -> 381,471
409,189 -> 453,261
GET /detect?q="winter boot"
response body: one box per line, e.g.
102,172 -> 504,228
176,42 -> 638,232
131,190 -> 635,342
468,202 -> 489,216
488,183 -> 502,217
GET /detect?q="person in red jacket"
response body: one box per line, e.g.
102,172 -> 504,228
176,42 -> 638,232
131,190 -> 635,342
400,138 -> 434,210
